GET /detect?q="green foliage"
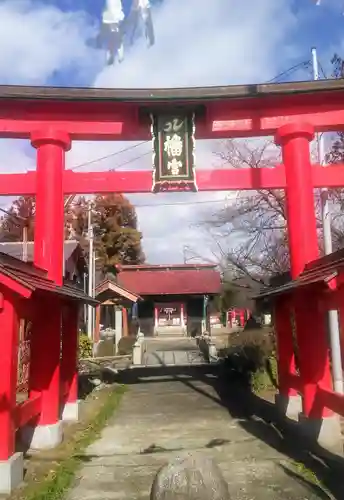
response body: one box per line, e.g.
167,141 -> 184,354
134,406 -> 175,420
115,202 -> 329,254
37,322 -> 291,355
0,193 -> 145,276
221,327 -> 278,393
78,334 -> 93,359
250,353 -> 278,393
92,193 -> 145,271
24,386 -> 126,500
67,193 -> 145,273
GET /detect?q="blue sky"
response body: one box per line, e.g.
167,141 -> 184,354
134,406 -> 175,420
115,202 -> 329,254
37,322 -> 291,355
0,0 -> 343,263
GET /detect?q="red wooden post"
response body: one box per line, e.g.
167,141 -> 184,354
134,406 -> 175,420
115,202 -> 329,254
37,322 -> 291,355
295,293 -> 333,418
0,293 -> 19,460
23,129 -> 70,448
23,298 -> 62,448
275,123 -> 318,278
274,123 -> 318,418
239,310 -> 245,327
0,292 -> 24,493
32,129 -> 71,286
276,124 -> 338,446
94,305 -> 101,343
61,304 -> 79,421
274,299 -> 298,397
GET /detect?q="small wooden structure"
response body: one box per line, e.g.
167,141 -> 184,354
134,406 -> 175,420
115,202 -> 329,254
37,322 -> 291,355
0,252 -> 97,493
94,278 -> 141,348
256,249 -> 344,450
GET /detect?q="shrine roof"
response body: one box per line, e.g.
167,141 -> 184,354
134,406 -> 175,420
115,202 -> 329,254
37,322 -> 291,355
0,240 -> 81,263
0,251 -> 98,304
95,278 -> 141,303
116,264 -> 221,296
255,248 -> 344,300
0,78 -> 344,105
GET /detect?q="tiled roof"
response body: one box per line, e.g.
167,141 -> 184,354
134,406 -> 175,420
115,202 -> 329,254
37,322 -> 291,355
0,251 -> 97,305
255,248 -> 344,300
95,278 -> 141,303
0,240 -> 81,263
117,264 -> 221,296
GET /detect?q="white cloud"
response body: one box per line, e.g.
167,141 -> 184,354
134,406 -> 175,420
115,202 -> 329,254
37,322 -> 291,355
0,0 -> 97,84
93,0 -> 298,263
0,0 -> 301,263
96,0 -> 297,88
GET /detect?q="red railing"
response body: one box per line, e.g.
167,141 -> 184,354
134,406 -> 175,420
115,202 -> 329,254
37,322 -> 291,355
13,395 -> 42,430
317,384 -> 344,417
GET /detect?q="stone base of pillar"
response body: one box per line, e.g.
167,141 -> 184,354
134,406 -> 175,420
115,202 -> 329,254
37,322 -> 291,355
275,393 -> 302,421
61,401 -> 79,422
298,413 -> 342,454
0,452 -> 23,494
21,421 -> 63,450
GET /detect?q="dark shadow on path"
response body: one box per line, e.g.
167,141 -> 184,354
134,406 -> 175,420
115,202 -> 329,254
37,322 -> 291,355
110,360 -> 344,500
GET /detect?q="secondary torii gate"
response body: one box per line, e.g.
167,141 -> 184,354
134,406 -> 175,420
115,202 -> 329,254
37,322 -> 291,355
1,79 -> 344,483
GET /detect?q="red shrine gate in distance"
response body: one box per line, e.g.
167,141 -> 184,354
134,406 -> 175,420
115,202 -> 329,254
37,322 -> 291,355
2,79 -> 344,490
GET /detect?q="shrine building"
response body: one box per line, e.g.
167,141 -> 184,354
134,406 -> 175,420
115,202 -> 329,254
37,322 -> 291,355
115,263 -> 221,337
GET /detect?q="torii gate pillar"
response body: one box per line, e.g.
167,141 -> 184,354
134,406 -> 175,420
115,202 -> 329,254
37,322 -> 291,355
22,129 -> 72,450
275,123 -> 340,449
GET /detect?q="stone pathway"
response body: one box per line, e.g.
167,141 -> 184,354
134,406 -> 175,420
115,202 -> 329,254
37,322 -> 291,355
142,337 -> 205,366
67,367 -> 329,500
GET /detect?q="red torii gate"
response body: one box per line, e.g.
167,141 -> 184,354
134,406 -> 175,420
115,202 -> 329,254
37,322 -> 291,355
0,79 -> 344,484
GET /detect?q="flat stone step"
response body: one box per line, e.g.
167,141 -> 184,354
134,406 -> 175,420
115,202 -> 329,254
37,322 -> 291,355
142,350 -> 205,367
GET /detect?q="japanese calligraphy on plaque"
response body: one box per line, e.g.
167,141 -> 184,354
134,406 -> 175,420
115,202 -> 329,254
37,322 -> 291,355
150,113 -> 197,192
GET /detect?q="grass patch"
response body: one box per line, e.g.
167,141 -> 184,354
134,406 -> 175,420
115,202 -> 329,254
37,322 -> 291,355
15,385 -> 126,500
291,461 -> 321,486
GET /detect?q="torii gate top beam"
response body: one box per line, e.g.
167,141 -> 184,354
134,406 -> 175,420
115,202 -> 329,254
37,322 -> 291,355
1,78 -> 344,140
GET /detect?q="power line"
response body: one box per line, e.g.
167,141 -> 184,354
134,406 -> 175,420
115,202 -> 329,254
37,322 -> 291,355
134,197 -> 232,208
266,60 -> 311,83
70,140 -> 150,171
318,60 -> 327,79
110,151 -> 151,170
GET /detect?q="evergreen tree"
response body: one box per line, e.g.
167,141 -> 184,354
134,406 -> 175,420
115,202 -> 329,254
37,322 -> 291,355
0,193 -> 145,272
0,196 -> 35,241
92,193 -> 145,271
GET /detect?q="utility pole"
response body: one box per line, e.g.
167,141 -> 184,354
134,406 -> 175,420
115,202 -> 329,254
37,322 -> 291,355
311,47 -> 344,393
0,207 -> 29,262
87,203 -> 94,341
22,225 -> 28,262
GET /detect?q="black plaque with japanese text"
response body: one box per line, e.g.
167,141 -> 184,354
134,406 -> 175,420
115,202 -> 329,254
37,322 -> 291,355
151,113 -> 197,192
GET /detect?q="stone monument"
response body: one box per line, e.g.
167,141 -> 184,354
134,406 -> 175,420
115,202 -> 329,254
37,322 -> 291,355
150,452 -> 230,500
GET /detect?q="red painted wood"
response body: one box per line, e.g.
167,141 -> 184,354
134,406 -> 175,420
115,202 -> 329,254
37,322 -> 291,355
0,274 -> 32,299
3,163 -> 344,196
274,299 -> 298,398
295,294 -> 333,418
33,130 -> 70,286
210,107 -> 344,137
61,304 -> 79,408
14,395 -> 42,430
0,89 -> 344,139
276,123 -> 319,278
317,385 -> 344,418
275,123 -> 333,419
28,298 -> 61,426
60,167 -> 289,193
0,293 -> 19,460
287,373 -> 302,392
